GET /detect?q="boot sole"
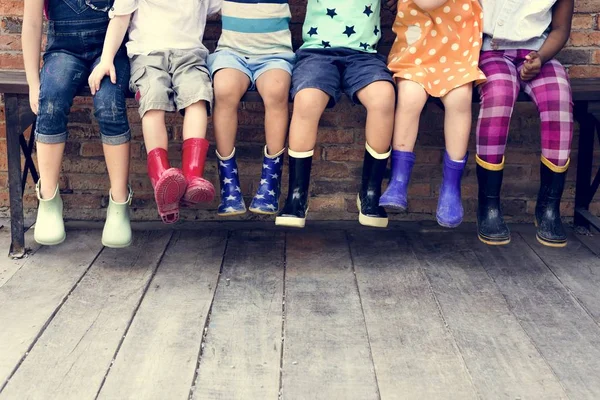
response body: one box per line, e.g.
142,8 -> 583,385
379,202 -> 408,213
218,209 -> 247,217
436,218 -> 462,229
34,234 -> 66,246
183,180 -> 216,206
357,196 -> 388,228
534,219 -> 567,248
477,234 -> 511,246
155,169 -> 187,224
249,208 -> 278,215
275,213 -> 307,228
102,240 -> 133,249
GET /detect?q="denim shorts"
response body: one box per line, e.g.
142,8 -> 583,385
207,50 -> 295,90
35,2 -> 130,146
291,48 -> 394,108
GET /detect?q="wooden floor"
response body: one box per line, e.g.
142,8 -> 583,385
0,221 -> 599,400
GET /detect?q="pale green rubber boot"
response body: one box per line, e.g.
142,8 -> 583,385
34,181 -> 66,246
102,187 -> 133,248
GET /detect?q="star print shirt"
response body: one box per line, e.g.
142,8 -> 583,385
301,0 -> 382,53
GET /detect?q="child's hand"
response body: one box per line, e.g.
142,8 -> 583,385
521,52 -> 542,81
384,0 -> 398,11
29,85 -> 39,115
88,60 -> 117,95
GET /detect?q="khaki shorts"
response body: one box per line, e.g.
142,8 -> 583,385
130,48 -> 213,117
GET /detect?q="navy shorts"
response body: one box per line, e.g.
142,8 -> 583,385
291,48 -> 394,108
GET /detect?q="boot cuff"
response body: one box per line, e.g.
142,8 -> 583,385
216,147 -> 236,161
366,143 -> 391,159
444,151 -> 469,169
265,145 -> 285,159
476,154 -> 504,171
288,149 -> 314,158
183,137 -> 209,150
541,155 -> 570,173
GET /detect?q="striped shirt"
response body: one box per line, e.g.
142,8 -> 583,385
215,0 -> 293,57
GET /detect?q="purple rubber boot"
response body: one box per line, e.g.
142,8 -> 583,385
436,151 -> 468,228
379,150 -> 416,212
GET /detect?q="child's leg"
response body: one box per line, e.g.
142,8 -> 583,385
521,59 -> 573,247
436,84 -> 474,228
355,81 -> 395,153
255,69 -> 291,155
475,51 -> 520,245
380,80 -> 427,211
133,53 -> 186,223
92,51 -> 131,203
173,49 -> 216,206
212,68 -> 251,156
441,83 -> 473,160
250,68 -> 291,215
288,88 -> 330,152
34,52 -> 87,245
392,80 -> 429,152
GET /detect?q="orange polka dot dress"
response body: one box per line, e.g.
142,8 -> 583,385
388,0 -> 486,98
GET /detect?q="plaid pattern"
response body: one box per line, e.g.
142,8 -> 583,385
476,50 -> 573,166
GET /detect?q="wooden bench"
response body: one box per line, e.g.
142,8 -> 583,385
1,69 -> 599,257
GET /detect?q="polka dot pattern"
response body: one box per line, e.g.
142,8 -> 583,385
388,0 -> 486,98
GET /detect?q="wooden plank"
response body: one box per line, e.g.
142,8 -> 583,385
282,230 -> 379,400
97,230 -> 227,400
520,230 -> 600,324
0,231 -> 172,400
0,230 -> 104,389
348,230 -> 476,399
408,232 -> 567,399
471,233 -> 600,399
0,227 -> 41,288
193,231 -> 285,400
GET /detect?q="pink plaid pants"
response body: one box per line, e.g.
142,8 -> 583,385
476,50 -> 573,167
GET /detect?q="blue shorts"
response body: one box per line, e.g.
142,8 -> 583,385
207,50 -> 295,90
291,48 -> 395,108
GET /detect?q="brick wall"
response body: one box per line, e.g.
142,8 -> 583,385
0,0 -> 599,223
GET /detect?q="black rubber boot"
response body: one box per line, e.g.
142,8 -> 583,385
535,157 -> 569,248
476,155 -> 511,245
357,144 -> 390,228
275,150 -> 313,228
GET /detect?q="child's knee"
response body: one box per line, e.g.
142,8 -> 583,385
481,80 -> 518,107
214,77 -> 246,108
261,81 -> 290,108
293,90 -> 327,120
363,83 -> 396,115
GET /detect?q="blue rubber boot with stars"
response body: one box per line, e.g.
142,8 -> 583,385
250,146 -> 285,215
217,148 -> 247,217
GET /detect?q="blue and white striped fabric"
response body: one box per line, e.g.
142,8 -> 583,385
215,0 -> 293,57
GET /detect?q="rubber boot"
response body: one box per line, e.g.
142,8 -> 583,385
476,155 -> 511,245
217,148 -> 246,216
275,149 -> 313,228
34,180 -> 66,246
147,147 -> 187,224
436,151 -> 468,228
102,186 -> 133,248
358,143 -> 391,228
181,138 -> 215,206
250,146 -> 284,215
535,156 -> 569,248
379,150 -> 416,212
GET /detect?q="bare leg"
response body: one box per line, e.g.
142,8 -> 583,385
392,79 -> 429,152
103,143 -> 130,202
288,88 -> 330,152
355,80 -> 396,153
255,69 -> 291,155
37,142 -> 65,199
441,83 -> 473,160
182,101 -> 208,140
142,110 -> 168,152
212,68 -> 251,156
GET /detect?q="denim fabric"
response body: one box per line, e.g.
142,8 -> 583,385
36,0 -> 130,145
290,48 -> 394,108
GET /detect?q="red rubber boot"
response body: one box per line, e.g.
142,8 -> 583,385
147,148 -> 187,224
181,138 -> 215,206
